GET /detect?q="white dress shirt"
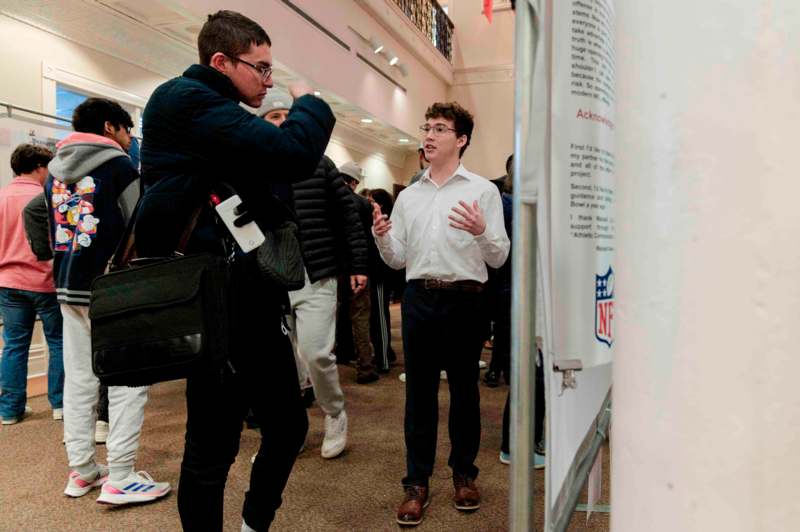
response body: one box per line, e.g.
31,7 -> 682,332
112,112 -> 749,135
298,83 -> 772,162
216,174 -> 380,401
374,164 -> 510,283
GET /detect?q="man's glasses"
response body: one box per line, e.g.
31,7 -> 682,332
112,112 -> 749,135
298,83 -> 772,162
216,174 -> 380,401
231,55 -> 273,82
419,124 -> 457,136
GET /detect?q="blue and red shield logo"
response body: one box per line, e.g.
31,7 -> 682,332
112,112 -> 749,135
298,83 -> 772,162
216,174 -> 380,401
595,267 -> 614,347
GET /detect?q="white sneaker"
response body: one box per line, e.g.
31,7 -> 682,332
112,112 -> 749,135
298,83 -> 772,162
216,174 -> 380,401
478,360 -> 488,369
321,411 -> 348,459
96,471 -> 170,505
400,372 -> 447,381
64,465 -> 109,497
52,408 -> 63,421
1,405 -> 32,425
95,420 -> 109,444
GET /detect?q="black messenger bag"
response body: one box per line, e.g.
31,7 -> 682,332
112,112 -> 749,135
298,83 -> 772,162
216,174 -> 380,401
90,204 -> 230,387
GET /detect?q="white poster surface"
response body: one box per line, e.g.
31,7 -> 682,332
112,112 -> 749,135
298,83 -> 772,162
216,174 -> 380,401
535,0 -> 616,526
549,0 -> 616,368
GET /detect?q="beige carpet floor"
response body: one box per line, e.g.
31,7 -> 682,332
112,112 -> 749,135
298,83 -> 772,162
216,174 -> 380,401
0,304 -> 609,531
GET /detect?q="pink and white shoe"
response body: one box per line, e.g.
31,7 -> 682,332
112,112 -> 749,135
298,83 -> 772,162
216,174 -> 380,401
96,471 -> 170,505
64,465 -> 109,497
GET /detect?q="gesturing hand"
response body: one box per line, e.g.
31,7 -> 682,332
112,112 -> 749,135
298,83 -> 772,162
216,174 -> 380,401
372,202 -> 392,237
288,83 -> 314,99
448,200 -> 486,236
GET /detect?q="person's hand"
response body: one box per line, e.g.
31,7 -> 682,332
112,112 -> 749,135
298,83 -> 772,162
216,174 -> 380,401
448,200 -> 486,236
233,200 -> 256,227
372,203 -> 392,236
288,83 -> 314,99
351,274 -> 368,295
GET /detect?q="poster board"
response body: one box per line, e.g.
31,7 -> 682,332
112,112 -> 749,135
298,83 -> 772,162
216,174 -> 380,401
528,0 -> 616,527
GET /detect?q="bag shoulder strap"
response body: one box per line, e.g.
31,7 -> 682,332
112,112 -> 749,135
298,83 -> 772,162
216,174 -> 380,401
108,200 -> 205,271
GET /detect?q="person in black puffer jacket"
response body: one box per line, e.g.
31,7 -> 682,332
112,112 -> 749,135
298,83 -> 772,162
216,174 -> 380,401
255,90 -> 368,460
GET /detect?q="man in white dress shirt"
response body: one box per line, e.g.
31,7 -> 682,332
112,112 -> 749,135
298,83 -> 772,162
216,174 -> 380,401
372,102 -> 510,526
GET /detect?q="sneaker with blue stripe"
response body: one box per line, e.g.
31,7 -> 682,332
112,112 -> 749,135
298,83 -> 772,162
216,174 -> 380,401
64,465 -> 109,497
96,471 -> 170,505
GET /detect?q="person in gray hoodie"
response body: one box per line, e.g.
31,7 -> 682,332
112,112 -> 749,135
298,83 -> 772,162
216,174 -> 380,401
44,97 -> 170,506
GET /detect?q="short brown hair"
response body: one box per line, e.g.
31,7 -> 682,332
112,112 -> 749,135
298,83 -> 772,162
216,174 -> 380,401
10,144 -> 53,176
425,102 -> 474,157
198,10 -> 271,66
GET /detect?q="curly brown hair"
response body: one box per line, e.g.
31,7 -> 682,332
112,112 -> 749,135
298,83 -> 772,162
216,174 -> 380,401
424,102 -> 474,157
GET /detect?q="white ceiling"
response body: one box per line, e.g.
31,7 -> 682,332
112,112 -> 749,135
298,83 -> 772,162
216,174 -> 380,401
0,0 -> 419,153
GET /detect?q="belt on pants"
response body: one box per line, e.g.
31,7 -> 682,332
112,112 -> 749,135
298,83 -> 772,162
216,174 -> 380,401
412,279 -> 485,293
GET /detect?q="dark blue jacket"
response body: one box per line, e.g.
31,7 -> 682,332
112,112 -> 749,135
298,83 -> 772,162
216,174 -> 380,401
498,192 -> 513,291
136,65 -> 335,257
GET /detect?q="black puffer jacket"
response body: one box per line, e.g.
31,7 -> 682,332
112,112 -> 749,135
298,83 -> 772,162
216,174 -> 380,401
349,188 -> 383,280
293,156 -> 367,283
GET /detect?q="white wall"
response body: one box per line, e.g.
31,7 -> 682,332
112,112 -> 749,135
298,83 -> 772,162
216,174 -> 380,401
0,14 -> 168,184
447,0 -> 514,178
325,137 -> 408,194
0,15 -> 166,111
612,2 -> 800,531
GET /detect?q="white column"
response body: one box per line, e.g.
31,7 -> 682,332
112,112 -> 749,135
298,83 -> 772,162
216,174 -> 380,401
612,2 -> 800,531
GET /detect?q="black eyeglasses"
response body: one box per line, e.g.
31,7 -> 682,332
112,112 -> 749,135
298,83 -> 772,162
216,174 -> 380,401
419,124 -> 457,135
230,55 -> 273,81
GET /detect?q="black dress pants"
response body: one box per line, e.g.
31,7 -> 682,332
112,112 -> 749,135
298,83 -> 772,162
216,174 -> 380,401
501,349 -> 545,454
489,289 -> 511,380
369,278 -> 393,371
178,259 -> 308,531
401,281 -> 487,487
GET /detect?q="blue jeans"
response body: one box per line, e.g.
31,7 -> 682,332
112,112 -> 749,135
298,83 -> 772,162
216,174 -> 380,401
0,288 -> 64,417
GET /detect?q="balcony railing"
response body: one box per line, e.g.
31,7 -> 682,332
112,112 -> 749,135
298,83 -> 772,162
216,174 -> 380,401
392,0 -> 454,62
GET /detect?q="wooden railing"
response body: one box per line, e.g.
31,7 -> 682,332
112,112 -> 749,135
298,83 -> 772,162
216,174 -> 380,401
392,0 -> 454,62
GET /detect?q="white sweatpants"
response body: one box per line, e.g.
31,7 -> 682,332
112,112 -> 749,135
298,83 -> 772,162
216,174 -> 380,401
287,270 -> 344,417
61,304 -> 149,473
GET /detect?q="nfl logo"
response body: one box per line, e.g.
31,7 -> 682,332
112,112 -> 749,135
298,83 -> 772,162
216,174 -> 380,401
595,267 -> 614,347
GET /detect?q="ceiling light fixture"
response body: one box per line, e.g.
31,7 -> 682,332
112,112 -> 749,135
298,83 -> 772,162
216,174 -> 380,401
360,118 -> 373,124
368,36 -> 384,54
399,138 -> 409,143
313,91 -> 321,96
389,56 -> 399,66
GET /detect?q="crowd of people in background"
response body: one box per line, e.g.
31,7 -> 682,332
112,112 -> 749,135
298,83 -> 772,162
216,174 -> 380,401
0,9 -> 544,531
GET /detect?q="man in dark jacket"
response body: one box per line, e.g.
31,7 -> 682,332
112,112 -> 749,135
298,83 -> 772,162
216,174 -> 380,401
339,162 -> 381,384
135,11 -> 335,532
256,90 -> 368,460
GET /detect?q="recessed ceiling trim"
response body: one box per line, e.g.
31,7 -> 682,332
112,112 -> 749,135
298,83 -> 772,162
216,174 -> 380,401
279,0 -> 350,52
94,1 -> 197,51
356,53 -> 406,92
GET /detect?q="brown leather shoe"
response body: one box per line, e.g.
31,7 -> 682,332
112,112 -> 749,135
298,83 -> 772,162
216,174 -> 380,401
396,485 -> 430,526
453,474 -> 480,511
